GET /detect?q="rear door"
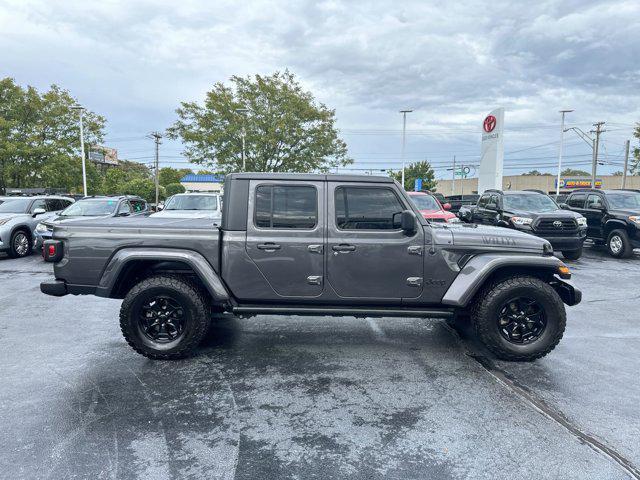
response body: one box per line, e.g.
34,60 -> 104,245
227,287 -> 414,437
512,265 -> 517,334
474,194 -> 490,224
326,182 -> 424,301
245,180 -> 325,298
584,194 -> 605,238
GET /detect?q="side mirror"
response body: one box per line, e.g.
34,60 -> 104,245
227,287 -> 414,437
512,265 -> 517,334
442,203 -> 451,210
400,210 -> 417,233
32,207 -> 46,217
559,203 -> 569,209
118,211 -> 130,217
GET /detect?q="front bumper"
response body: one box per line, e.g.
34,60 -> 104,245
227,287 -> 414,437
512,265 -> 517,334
527,228 -> 587,251
40,280 -> 67,296
552,278 -> 582,306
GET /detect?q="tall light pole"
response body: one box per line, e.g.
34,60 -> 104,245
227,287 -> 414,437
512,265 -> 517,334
149,132 -> 162,208
399,109 -> 413,189
71,105 -> 87,196
235,108 -> 249,171
556,109 -> 573,195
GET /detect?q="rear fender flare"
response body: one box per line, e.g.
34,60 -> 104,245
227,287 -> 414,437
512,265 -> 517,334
442,254 -> 570,308
96,248 -> 230,303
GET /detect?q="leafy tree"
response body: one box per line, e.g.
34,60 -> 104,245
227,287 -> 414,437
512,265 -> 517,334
561,168 -> 591,176
165,182 -> 186,196
631,123 -> 640,175
118,159 -> 151,179
101,168 -> 130,195
389,161 -> 436,191
0,77 -> 105,194
523,170 -> 552,176
159,167 -> 192,186
612,171 -> 623,176
167,71 -> 351,173
122,177 -> 164,203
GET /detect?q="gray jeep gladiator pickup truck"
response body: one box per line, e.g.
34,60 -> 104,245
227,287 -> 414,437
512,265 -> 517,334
40,173 -> 581,361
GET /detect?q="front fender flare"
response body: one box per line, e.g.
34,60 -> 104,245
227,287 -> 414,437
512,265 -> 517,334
442,254 -> 568,308
96,248 -> 230,303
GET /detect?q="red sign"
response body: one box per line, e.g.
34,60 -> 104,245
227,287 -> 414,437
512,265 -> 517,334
483,115 -> 497,133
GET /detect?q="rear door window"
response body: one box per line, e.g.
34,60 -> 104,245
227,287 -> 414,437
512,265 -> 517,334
586,194 -> 604,209
567,194 -> 586,208
45,199 -> 62,211
254,185 -> 317,229
335,187 -> 404,230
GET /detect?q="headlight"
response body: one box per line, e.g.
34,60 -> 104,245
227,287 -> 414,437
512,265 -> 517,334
511,216 -> 533,226
629,216 -> 640,226
577,217 -> 587,226
35,223 -> 48,233
446,217 -> 461,223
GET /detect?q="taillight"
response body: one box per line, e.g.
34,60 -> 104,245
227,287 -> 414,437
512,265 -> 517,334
48,244 -> 56,257
43,240 -> 63,262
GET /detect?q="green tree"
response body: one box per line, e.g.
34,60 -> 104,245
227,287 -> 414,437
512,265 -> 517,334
389,161 -> 437,191
122,177 -> 164,203
523,170 -> 552,176
167,71 -> 351,173
561,168 -> 591,176
631,123 -> 640,175
159,167 -> 192,186
165,182 -> 186,196
0,77 -> 105,194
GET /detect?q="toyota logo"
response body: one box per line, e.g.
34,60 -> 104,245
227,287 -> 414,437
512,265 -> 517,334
483,115 -> 497,133
553,220 -> 563,228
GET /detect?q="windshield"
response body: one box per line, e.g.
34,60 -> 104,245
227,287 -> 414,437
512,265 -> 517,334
60,199 -> 118,216
504,194 -> 558,212
607,193 -> 640,209
0,198 -> 31,213
164,195 -> 218,211
409,194 -> 440,211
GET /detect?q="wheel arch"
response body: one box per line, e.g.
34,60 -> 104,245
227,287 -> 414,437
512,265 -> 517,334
604,219 -> 631,237
97,248 -> 231,306
442,254 -> 571,308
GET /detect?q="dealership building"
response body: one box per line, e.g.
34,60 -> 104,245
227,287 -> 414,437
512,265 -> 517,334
436,174 -> 640,196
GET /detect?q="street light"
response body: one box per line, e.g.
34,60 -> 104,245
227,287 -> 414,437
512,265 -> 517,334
71,104 -> 87,196
556,110 -> 573,196
399,110 -> 413,189
235,108 -> 249,172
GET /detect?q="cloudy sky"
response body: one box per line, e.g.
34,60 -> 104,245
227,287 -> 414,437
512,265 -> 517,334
1,0 -> 638,178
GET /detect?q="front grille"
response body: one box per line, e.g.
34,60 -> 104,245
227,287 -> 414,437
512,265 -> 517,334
534,218 -> 578,233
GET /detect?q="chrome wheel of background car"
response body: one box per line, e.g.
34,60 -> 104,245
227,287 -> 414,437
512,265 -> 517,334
498,297 -> 547,345
138,296 -> 186,343
609,235 -> 623,254
13,232 -> 29,257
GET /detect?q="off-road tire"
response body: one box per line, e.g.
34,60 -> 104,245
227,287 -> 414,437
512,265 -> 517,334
606,229 -> 633,258
120,274 -> 211,359
562,247 -> 582,260
9,229 -> 32,258
471,276 -> 566,361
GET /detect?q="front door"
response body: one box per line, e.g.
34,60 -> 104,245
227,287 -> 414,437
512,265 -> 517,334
326,183 -> 424,301
245,180 -> 325,298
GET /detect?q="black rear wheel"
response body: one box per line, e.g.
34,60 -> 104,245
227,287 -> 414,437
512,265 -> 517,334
471,276 -> 566,361
120,275 -> 211,359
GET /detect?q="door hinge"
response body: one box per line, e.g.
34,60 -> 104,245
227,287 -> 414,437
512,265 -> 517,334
407,245 -> 423,256
307,275 -> 323,285
406,277 -> 423,287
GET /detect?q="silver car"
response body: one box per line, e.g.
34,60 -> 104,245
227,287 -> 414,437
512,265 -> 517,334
150,193 -> 222,221
0,196 -> 74,258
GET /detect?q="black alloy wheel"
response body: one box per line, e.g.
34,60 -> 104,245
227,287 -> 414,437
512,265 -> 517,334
138,295 -> 187,343
497,297 -> 547,345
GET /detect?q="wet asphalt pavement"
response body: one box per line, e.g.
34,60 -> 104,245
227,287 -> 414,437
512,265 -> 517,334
0,245 -> 639,479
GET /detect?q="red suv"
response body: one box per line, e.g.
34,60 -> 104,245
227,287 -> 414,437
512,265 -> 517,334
407,191 -> 459,223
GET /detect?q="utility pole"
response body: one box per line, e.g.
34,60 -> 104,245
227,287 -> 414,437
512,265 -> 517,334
590,122 -> 605,188
399,110 -> 413,189
622,139 -> 630,189
556,110 -> 573,195
150,132 -> 162,208
71,105 -> 87,196
452,156 -> 456,195
234,108 -> 249,171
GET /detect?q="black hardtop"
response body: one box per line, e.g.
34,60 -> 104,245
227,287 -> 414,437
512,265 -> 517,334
226,172 -> 395,183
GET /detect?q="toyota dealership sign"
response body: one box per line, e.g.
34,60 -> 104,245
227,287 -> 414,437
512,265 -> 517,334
478,108 -> 505,193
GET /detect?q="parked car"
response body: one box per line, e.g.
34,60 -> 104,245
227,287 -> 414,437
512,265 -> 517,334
407,191 -> 459,223
41,173 -> 580,362
458,189 -> 587,260
34,195 -> 149,249
561,189 -> 640,258
0,196 -> 74,258
551,194 -> 568,205
446,194 -> 480,214
150,193 -> 222,221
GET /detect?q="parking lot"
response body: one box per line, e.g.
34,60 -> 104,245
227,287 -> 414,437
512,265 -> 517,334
0,245 -> 639,480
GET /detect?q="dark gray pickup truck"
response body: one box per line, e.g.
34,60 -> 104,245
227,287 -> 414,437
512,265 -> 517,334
41,173 -> 581,361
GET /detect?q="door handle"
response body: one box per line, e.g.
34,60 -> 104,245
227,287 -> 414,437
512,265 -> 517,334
307,244 -> 323,254
332,244 -> 356,252
257,243 -> 281,251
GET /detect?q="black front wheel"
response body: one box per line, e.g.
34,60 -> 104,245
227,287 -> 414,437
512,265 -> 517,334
562,247 -> 582,260
471,276 -> 566,361
120,275 -> 211,359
